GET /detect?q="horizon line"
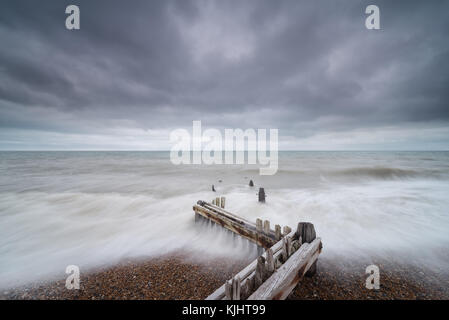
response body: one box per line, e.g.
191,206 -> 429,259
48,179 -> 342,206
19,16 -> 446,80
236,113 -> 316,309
1,150 -> 448,152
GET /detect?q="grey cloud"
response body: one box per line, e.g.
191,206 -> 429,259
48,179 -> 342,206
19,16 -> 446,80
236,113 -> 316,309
0,0 -> 448,149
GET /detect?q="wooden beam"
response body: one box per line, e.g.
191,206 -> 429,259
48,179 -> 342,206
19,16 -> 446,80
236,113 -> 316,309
247,238 -> 322,300
194,202 -> 278,249
205,229 -> 296,300
202,202 -> 256,226
194,205 -> 276,249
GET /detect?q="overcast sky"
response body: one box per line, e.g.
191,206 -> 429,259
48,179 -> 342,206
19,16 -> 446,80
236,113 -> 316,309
0,0 -> 448,150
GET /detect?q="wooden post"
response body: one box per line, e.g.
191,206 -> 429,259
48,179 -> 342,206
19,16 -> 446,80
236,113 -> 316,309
220,197 -> 225,208
281,238 -> 288,262
216,197 -> 220,207
249,180 -> 254,187
296,222 -> 317,276
263,220 -> 270,234
286,236 -> 292,257
258,188 -> 266,203
240,279 -> 248,300
266,248 -> 275,273
291,239 -> 301,252
256,218 -> 263,256
282,226 -> 291,236
275,225 -> 281,240
212,185 -> 216,192
248,239 -> 322,300
225,280 -> 232,300
232,277 -> 241,300
205,229 -> 298,300
256,219 -> 263,233
255,256 -> 266,288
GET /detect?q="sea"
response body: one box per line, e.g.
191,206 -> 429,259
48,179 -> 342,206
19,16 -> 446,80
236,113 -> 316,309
1,151 -> 449,289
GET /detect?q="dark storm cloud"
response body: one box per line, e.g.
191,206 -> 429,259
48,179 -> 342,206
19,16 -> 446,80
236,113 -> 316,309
0,0 -> 449,149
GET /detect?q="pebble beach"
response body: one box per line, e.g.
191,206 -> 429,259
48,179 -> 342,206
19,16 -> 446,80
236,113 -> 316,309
2,252 -> 448,300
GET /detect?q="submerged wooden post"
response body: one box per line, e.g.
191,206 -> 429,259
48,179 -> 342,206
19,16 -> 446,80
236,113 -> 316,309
212,185 -> 216,192
249,180 -> 254,187
258,188 -> 266,203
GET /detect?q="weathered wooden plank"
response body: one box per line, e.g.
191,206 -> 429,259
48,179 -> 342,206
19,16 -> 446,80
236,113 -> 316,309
202,205 -> 249,225
201,202 -> 278,239
247,238 -> 322,300
194,205 -> 277,249
199,203 -> 320,301
219,247 -> 286,301
202,202 -> 258,227
205,229 -> 296,300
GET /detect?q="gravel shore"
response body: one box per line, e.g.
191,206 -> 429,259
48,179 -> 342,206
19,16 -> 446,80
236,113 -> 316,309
1,253 -> 448,300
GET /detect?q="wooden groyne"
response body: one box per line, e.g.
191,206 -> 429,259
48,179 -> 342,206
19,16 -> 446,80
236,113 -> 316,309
193,200 -> 323,300
193,200 -> 283,249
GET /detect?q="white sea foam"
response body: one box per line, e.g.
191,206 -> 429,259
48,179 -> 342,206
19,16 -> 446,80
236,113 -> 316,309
1,151 -> 449,289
